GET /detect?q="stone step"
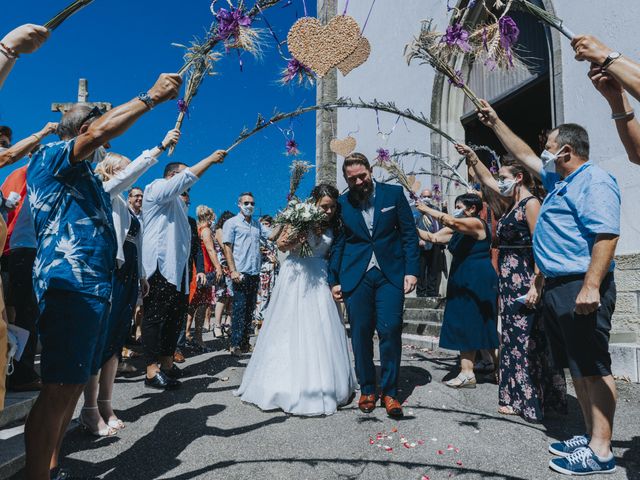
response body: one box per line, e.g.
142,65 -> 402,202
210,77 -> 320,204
404,297 -> 446,309
0,425 -> 26,480
0,392 -> 38,429
403,308 -> 444,323
402,319 -> 443,337
401,333 -> 456,356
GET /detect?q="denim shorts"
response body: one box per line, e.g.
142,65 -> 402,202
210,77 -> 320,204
542,273 -> 615,378
38,288 -> 110,384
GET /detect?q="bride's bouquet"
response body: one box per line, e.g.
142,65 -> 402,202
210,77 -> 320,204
274,199 -> 327,257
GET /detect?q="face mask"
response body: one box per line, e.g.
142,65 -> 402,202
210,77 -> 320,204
241,204 -> 255,216
497,179 -> 517,197
420,196 -> 434,206
453,208 -> 465,218
541,147 -> 566,173
90,146 -> 107,164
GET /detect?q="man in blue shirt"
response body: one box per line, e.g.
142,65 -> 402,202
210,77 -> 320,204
222,192 -> 270,355
478,100 -> 620,476
24,73 -> 182,480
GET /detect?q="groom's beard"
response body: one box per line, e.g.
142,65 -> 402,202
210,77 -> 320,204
349,180 -> 374,204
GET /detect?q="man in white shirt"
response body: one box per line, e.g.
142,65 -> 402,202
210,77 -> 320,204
141,150 -> 226,390
223,192 -> 270,355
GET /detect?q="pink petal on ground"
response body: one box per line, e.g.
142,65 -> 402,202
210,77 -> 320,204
437,450 -> 444,455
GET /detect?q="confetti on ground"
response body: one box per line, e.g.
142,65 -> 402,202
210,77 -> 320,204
421,476 -> 431,480
220,377 -> 230,381
456,460 -> 463,466
437,450 -> 444,455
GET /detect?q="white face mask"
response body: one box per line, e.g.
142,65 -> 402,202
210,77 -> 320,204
90,146 -> 107,164
497,179 -> 517,197
540,147 -> 566,173
240,204 -> 255,216
453,208 -> 465,218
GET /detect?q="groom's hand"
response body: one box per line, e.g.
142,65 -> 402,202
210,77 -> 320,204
331,285 -> 344,302
404,275 -> 418,294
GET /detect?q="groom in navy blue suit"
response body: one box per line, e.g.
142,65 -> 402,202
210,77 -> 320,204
329,153 -> 420,418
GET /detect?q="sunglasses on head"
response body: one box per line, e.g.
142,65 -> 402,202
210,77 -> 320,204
81,106 -> 105,125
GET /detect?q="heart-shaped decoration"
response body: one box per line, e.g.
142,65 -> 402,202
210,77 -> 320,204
330,136 -> 357,157
337,36 -> 371,76
287,16 -> 362,78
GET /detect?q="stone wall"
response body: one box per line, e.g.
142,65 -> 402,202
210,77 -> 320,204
613,254 -> 640,340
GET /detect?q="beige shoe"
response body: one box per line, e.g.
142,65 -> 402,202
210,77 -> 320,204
445,373 -> 477,389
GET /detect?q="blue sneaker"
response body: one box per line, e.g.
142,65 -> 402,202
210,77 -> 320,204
549,434 -> 590,457
549,447 -> 616,476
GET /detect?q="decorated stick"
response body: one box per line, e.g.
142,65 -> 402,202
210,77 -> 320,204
44,0 -> 94,31
391,149 -> 471,189
169,0 -> 284,154
226,97 -> 459,153
510,0 -> 575,40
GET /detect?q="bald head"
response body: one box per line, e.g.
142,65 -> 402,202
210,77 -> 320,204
420,189 -> 433,198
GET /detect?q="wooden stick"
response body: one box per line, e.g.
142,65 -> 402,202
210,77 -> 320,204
44,0 -> 94,31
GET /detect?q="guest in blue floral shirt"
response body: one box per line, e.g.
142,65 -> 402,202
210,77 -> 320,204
23,73 -> 182,480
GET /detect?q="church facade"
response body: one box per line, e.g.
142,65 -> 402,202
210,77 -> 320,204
316,0 -> 640,379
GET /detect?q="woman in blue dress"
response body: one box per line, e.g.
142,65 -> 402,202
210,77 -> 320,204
417,193 -> 499,389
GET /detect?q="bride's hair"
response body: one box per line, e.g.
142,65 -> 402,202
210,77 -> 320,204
311,183 -> 342,232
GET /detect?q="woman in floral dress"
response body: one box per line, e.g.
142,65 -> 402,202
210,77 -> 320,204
254,215 -> 280,329
459,144 -> 567,422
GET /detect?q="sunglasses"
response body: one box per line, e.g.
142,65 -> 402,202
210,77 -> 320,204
0,140 -> 10,148
81,106 -> 105,125
242,201 -> 255,206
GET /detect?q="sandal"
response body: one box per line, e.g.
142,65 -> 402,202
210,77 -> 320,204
97,400 -> 126,430
445,373 -> 477,389
79,408 -> 118,437
498,405 -> 518,416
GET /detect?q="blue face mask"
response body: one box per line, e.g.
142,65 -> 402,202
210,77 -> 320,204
453,208 -> 465,218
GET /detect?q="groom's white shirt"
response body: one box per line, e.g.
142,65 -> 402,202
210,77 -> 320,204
361,181 -> 380,271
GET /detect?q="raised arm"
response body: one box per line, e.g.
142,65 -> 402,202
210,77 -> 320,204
189,150 -> 227,178
418,226 -> 454,245
103,130 -> 181,196
0,122 -> 57,168
0,24 -> 49,89
572,34 -> 640,103
416,202 -> 486,239
455,143 -> 500,195
587,64 -> 640,165
72,74 -> 182,163
477,100 -> 543,179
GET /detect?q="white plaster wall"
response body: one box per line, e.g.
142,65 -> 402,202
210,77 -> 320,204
553,0 -> 640,254
335,0 -> 447,192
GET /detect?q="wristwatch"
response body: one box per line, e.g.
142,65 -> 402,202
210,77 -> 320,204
137,92 -> 155,110
602,52 -> 622,70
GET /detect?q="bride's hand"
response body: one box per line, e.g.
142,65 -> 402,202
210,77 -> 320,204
331,285 -> 343,302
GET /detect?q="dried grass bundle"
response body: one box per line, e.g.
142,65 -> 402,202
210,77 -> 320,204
288,160 -> 314,200
374,157 -> 419,201
44,0 -> 94,31
406,20 -> 482,109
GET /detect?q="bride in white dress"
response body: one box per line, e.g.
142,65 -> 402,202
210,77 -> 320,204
234,184 -> 357,416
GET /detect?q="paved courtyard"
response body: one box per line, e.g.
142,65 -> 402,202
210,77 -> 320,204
15,335 -> 639,480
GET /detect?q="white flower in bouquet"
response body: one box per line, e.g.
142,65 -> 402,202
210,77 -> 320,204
274,198 -> 328,257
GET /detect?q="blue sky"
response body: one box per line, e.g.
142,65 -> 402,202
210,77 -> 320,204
1,0 -> 317,218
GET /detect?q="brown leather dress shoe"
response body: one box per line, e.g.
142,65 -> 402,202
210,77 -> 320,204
358,394 -> 377,413
381,395 -> 404,418
173,351 -> 186,363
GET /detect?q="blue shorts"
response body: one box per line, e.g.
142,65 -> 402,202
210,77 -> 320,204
38,288 -> 110,384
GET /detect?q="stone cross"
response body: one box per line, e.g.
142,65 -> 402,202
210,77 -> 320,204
51,78 -> 112,113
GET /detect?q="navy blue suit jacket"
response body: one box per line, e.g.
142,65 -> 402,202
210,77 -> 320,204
328,182 -> 420,293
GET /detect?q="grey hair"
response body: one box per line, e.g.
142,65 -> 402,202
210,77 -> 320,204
553,123 -> 590,160
57,104 -> 95,140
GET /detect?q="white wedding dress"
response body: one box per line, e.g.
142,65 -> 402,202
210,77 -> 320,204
234,229 -> 357,416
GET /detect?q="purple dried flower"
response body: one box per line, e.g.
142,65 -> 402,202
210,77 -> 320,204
482,26 -> 489,51
432,183 -> 441,192
454,180 -> 460,187
177,98 -> 189,118
216,6 -> 252,42
489,162 -> 499,174
499,16 -> 520,66
468,0 -> 477,7
282,58 -> 314,84
448,69 -> 465,88
441,23 -> 471,52
376,148 -> 390,163
286,139 -> 300,156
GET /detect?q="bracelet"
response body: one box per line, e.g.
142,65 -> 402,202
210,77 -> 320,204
31,133 -> 42,142
157,142 -> 166,151
0,42 -> 19,59
611,109 -> 634,121
467,158 -> 478,166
